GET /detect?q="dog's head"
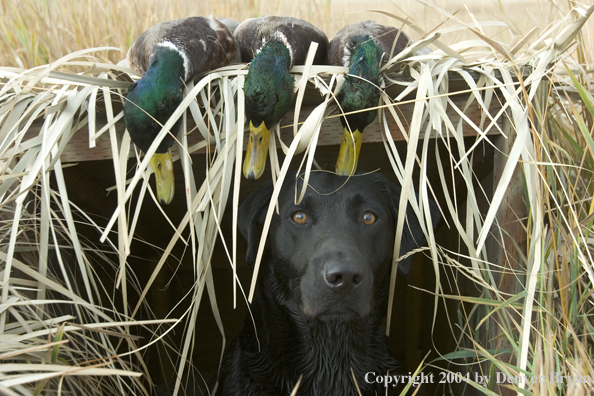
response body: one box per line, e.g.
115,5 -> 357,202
239,172 -> 439,322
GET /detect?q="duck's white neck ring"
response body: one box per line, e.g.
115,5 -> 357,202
156,41 -> 191,81
257,31 -> 294,67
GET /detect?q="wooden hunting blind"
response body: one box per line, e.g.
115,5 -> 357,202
14,68 -> 533,396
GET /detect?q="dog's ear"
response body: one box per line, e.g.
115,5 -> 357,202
238,182 -> 275,266
371,174 -> 441,275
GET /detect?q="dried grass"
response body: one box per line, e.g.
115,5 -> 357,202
1,1 -> 594,395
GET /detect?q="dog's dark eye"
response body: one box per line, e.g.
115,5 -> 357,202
292,211 -> 307,224
362,211 -> 376,225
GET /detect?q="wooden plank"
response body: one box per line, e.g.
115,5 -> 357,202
23,88 -> 502,163
486,81 -> 547,396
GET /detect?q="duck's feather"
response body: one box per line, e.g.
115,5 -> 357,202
234,16 -> 328,66
327,21 -> 411,67
124,16 -> 240,80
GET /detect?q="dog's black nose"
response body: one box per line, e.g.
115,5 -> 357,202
323,261 -> 363,291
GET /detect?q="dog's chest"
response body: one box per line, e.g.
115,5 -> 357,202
275,323 -> 397,395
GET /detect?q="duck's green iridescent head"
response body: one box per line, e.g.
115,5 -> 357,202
338,35 -> 383,132
243,40 -> 295,180
124,45 -> 186,204
336,35 -> 383,176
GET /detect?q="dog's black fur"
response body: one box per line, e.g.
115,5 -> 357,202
216,172 -> 439,396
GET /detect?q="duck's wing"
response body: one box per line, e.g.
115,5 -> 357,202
327,21 -> 411,67
124,16 -> 240,80
218,18 -> 240,34
234,16 -> 328,66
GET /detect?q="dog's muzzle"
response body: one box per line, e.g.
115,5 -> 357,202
300,239 -> 374,321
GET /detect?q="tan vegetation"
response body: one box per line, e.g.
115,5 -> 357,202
2,0 -> 592,67
1,1 -> 594,395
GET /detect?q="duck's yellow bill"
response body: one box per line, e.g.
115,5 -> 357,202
336,127 -> 363,176
150,149 -> 175,205
243,121 -> 270,180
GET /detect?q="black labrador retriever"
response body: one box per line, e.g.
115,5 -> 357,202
216,172 -> 439,396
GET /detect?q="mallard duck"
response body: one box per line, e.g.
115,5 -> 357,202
327,21 -> 411,175
122,16 -> 240,204
234,16 -> 328,180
